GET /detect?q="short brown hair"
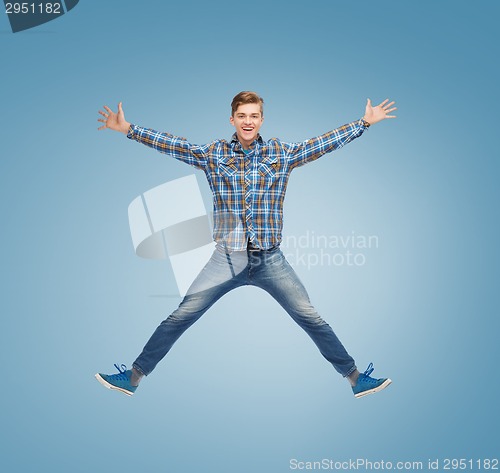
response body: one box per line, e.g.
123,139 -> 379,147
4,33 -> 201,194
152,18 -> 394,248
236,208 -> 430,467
231,91 -> 264,116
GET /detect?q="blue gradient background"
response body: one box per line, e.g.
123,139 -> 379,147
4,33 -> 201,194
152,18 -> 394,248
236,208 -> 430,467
1,1 -> 498,472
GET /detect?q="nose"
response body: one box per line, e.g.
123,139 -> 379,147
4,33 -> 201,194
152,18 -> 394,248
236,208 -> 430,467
243,115 -> 252,124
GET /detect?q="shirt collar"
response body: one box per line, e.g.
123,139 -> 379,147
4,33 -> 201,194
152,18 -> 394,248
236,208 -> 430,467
230,133 -> 264,149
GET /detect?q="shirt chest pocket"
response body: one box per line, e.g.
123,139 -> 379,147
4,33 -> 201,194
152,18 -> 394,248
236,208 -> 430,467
258,156 -> 279,179
218,157 -> 239,177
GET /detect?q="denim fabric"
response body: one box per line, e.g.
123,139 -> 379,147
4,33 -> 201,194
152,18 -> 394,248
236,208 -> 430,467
133,246 -> 356,377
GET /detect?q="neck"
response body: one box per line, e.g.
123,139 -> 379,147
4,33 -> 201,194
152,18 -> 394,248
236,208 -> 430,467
239,139 -> 252,150
237,133 -> 258,150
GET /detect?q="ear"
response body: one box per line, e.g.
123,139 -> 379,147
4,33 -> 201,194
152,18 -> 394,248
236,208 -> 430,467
229,115 -> 235,127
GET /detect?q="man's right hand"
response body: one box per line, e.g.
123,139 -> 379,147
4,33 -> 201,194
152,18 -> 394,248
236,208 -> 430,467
98,102 -> 131,134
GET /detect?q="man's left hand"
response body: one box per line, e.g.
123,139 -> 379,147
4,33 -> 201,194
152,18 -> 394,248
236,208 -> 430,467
363,98 -> 397,125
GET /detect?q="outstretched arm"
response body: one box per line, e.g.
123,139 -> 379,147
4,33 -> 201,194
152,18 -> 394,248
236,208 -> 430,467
97,102 -> 130,134
363,98 -> 397,125
285,97 -> 397,169
97,101 -> 209,170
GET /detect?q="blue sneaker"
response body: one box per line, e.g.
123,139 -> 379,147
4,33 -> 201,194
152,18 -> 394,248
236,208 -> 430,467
352,363 -> 391,398
95,364 -> 137,396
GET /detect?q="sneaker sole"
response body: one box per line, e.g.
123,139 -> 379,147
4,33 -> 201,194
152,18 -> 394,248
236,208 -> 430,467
95,373 -> 135,396
354,378 -> 392,398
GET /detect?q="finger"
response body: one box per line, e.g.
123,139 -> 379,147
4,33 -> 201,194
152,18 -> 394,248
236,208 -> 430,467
103,105 -> 113,114
385,115 -> 397,119
386,107 -> 397,113
384,101 -> 395,108
98,125 -> 106,130
378,99 -> 389,107
366,98 -> 372,107
118,101 -> 123,112
97,118 -> 106,123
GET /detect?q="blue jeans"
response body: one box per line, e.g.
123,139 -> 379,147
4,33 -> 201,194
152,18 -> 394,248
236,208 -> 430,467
133,246 -> 356,377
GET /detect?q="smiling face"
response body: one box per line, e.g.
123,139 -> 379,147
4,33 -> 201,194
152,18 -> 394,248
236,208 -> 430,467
230,103 -> 264,149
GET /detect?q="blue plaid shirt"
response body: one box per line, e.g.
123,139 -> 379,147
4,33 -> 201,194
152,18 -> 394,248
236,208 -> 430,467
127,119 -> 367,251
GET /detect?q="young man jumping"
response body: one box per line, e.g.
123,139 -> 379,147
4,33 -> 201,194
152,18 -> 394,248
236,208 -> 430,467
95,91 -> 397,398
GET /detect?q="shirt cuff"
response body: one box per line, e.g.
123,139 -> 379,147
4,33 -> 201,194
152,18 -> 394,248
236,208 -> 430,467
126,124 -> 137,139
360,118 -> 371,129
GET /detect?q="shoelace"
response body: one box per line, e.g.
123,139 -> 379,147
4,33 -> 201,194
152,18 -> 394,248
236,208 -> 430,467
111,363 -> 128,380
363,362 -> 374,377
361,363 -> 379,384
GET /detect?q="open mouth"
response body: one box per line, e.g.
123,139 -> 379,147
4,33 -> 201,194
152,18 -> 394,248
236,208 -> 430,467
242,127 -> 254,132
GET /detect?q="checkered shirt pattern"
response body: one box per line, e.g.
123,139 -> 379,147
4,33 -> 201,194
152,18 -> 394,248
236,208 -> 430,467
127,119 -> 367,251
